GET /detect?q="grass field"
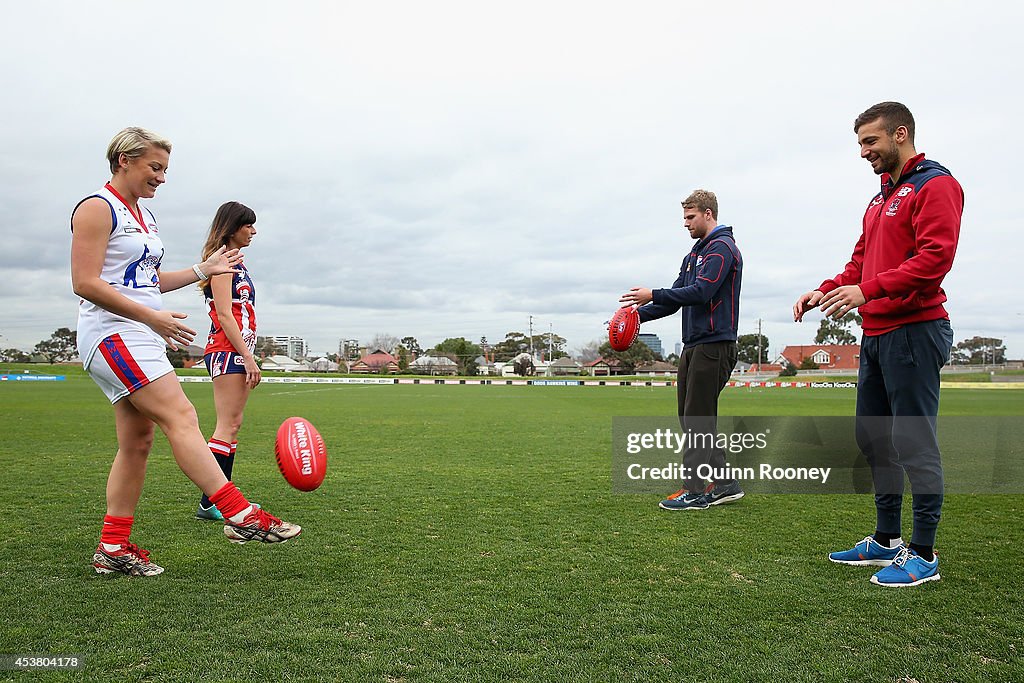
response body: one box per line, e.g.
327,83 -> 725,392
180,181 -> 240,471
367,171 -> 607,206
1,369 -> 1022,682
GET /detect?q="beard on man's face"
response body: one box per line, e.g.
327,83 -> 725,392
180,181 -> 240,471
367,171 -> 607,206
875,142 -> 901,177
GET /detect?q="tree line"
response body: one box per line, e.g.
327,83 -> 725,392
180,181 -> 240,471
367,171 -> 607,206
1,324 -> 1011,369
733,314 -> 1009,370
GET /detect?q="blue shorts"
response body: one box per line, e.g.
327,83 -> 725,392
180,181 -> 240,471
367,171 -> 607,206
204,351 -> 247,378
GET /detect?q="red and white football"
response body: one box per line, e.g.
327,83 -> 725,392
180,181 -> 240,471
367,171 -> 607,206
274,417 -> 327,492
608,306 -> 640,351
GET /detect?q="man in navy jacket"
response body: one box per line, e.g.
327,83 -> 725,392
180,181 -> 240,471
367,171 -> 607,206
620,189 -> 744,510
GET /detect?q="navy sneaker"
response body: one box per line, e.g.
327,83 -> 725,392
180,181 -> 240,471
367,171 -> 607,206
828,536 -> 902,567
664,487 -> 689,502
659,492 -> 710,511
870,547 -> 940,587
662,482 -> 712,503
705,480 -> 744,506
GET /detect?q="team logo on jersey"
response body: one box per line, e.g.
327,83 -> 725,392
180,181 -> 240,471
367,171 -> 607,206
885,198 -> 902,217
696,256 -> 704,267
896,186 -> 913,198
123,245 -> 162,288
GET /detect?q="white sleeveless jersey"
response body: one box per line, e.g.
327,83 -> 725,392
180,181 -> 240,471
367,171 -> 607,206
74,184 -> 166,369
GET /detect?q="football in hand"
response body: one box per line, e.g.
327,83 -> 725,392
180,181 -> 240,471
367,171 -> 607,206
275,416 -> 327,491
608,306 -> 640,351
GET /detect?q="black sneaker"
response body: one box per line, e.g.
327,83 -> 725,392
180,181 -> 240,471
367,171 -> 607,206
705,480 -> 744,505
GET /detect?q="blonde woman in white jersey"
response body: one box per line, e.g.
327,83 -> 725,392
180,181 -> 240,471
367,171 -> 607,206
71,127 -> 301,577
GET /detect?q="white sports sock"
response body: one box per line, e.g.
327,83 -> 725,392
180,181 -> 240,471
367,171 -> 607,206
102,542 -> 122,552
885,537 -> 903,549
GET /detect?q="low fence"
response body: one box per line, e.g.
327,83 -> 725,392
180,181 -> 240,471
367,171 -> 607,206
1,374 -> 65,381
177,376 -> 862,388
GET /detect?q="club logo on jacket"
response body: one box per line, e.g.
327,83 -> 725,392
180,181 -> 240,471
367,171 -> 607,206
696,256 -> 703,267
885,197 -> 902,217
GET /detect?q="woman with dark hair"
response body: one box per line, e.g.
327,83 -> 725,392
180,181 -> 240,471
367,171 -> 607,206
72,128 -> 301,577
195,202 -> 262,521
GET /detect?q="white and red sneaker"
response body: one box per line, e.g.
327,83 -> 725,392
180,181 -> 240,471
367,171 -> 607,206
93,542 -> 164,577
223,507 -> 301,544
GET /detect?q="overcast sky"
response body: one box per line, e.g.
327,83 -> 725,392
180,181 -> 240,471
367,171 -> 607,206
1,1 -> 1020,360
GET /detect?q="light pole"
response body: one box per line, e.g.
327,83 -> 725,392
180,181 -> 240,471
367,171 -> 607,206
757,318 -> 763,369
528,315 -> 534,359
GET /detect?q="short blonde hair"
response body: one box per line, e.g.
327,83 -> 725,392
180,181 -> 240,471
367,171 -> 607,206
682,189 -> 718,220
106,127 -> 172,173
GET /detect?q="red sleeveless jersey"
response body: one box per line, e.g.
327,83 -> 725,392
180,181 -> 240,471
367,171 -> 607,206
204,263 -> 257,354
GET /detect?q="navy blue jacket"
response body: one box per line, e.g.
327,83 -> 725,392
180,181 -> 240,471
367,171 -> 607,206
638,226 -> 742,346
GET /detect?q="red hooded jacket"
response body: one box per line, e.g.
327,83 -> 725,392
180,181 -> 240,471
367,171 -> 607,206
818,153 -> 963,335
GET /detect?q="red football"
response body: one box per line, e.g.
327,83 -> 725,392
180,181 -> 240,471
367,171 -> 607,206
275,417 -> 327,491
608,306 -> 640,351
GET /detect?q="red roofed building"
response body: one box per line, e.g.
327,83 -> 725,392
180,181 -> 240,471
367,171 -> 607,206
584,357 -> 628,376
636,361 -> 678,376
747,363 -> 784,373
778,344 -> 860,370
350,349 -> 400,374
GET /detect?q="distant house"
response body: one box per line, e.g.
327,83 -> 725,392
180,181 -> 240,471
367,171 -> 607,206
167,344 -> 205,369
310,357 -> 339,372
350,350 -> 399,374
261,355 -> 310,372
547,356 -> 582,376
635,360 -> 677,377
779,344 -> 860,370
410,355 -> 459,375
474,356 -> 496,376
750,362 -> 785,373
501,352 -> 539,377
584,357 -> 627,376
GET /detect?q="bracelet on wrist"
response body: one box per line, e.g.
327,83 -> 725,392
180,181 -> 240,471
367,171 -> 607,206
193,263 -> 208,281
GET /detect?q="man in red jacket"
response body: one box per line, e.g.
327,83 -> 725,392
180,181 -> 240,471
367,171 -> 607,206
793,102 -> 962,587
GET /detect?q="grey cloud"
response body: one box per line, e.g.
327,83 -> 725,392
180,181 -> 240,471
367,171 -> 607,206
1,2 -> 1021,358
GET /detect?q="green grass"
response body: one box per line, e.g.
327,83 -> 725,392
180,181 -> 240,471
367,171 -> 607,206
1,376 -> 1023,682
940,371 -> 1024,383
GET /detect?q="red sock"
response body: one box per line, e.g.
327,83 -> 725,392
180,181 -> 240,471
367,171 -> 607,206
209,482 -> 251,519
100,515 -> 133,546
